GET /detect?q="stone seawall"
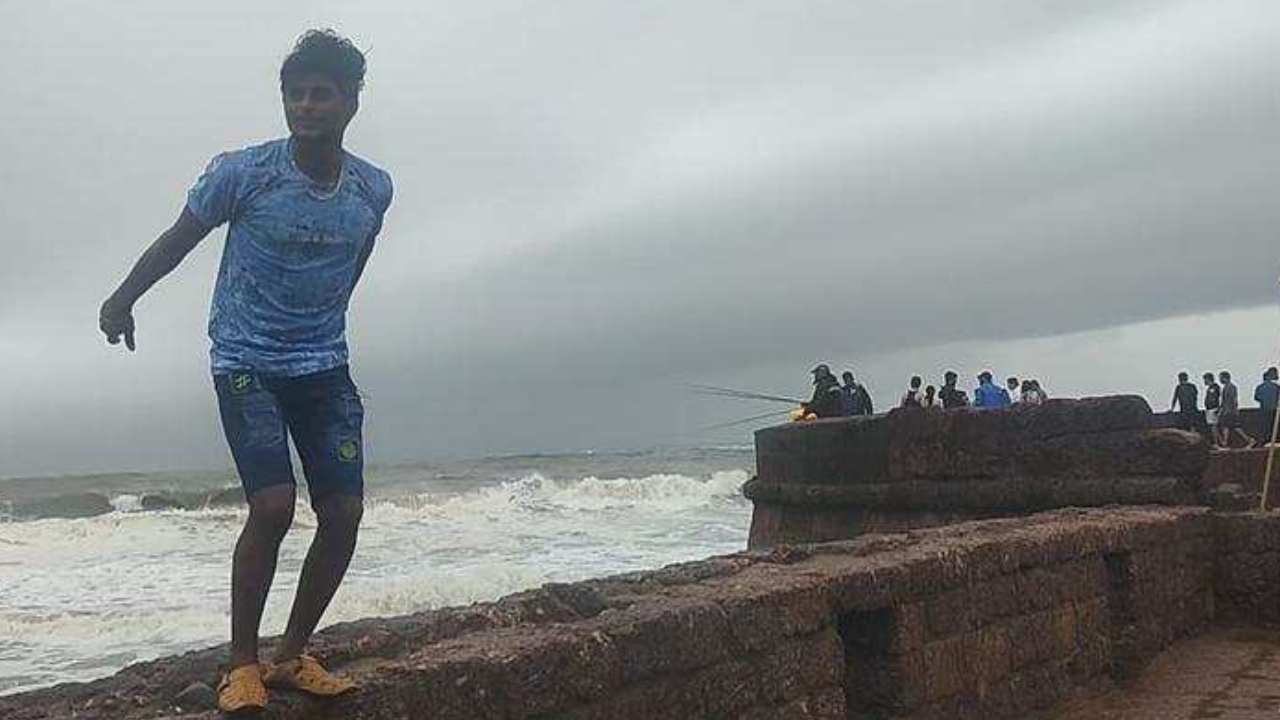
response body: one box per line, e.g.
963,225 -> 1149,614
0,507 -> 1227,720
1153,407 -> 1278,443
745,396 -> 1208,549
1214,512 -> 1280,627
1202,447 -> 1280,509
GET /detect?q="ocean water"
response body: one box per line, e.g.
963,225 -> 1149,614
0,448 -> 754,696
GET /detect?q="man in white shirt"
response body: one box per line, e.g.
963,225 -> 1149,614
1006,377 -> 1022,404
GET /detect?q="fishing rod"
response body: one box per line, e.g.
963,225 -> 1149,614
697,408 -> 794,432
688,384 -> 795,402
686,383 -> 803,405
691,388 -> 798,404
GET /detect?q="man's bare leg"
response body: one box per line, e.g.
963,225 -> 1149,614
229,484 -> 297,669
1234,428 -> 1258,449
273,494 -> 363,662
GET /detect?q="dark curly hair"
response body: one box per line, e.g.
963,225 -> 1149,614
280,29 -> 366,97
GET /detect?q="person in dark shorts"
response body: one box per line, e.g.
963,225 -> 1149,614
1218,371 -> 1256,448
99,30 -> 392,713
1203,372 -> 1221,439
1255,367 -> 1280,445
1170,371 -> 1200,432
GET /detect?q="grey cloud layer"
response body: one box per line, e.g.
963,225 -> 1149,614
1,0 -> 1277,475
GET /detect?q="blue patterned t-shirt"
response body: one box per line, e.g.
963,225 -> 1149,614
187,138 -> 393,377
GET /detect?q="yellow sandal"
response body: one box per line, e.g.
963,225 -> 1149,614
264,655 -> 357,697
217,663 -> 268,714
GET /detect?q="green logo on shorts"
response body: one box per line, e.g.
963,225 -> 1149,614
337,438 -> 360,463
230,373 -> 254,395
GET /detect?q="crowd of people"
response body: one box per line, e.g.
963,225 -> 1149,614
800,362 -> 1280,450
801,364 -> 1049,419
1171,367 -> 1280,447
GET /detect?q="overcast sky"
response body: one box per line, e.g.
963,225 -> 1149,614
2,0 -> 1279,477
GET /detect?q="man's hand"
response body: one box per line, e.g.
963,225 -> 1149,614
99,297 -> 136,351
97,206 -> 213,354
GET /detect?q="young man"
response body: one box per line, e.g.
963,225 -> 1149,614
1218,371 -> 1256,448
1202,372 -> 1222,440
98,30 -> 393,713
803,364 -> 844,418
1255,367 -> 1280,445
839,370 -> 874,417
1171,372 -> 1200,432
922,385 -> 943,411
901,375 -> 925,409
1019,379 -> 1046,406
1006,376 -> 1022,404
938,370 -> 969,409
974,371 -> 1011,409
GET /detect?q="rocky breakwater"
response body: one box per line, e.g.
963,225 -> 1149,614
744,395 -> 1209,549
0,507 -> 1218,720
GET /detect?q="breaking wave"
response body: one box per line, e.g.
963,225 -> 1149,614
372,469 -> 748,518
0,466 -> 752,695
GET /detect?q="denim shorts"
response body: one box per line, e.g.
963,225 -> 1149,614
213,365 -> 365,504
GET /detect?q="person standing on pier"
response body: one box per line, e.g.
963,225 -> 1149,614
901,376 -> 925,409
1171,372 -> 1200,432
923,385 -> 943,410
1203,373 -> 1222,440
1006,376 -> 1022,404
1020,379 -> 1046,406
98,30 -> 392,714
803,364 -> 844,418
1218,371 -> 1256,448
939,371 -> 969,409
839,371 -> 874,417
1255,367 -> 1280,444
974,371 -> 1011,409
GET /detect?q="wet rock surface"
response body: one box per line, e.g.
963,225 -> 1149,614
1039,627 -> 1280,720
173,682 -> 216,712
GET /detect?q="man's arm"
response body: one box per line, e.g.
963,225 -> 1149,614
99,207 -> 213,350
349,236 -> 376,294
349,174 -> 393,299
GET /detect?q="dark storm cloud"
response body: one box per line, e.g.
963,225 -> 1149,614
1,0 -> 1277,475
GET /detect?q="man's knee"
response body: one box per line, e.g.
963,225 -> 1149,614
246,485 -> 296,538
315,495 -> 363,535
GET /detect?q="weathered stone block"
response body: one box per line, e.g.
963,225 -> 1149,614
750,395 -> 1210,548
710,573 -> 833,653
733,686 -> 847,720
923,587 -> 974,639
589,597 -> 738,685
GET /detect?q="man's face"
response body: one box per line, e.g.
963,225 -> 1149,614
283,75 -> 355,142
